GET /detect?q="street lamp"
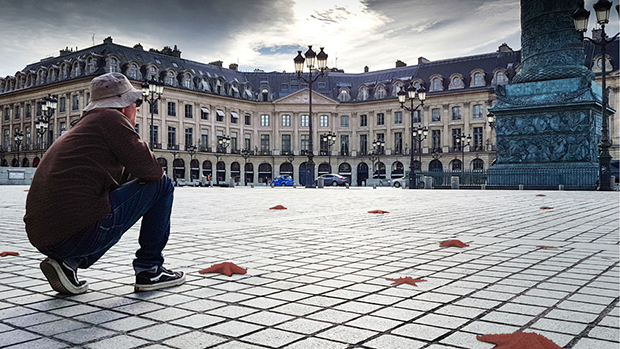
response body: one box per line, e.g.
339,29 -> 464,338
294,45 -> 328,188
41,94 -> 57,150
459,134 -> 472,171
35,119 -> 48,158
398,85 -> 427,188
573,0 -> 619,191
411,126 -> 429,186
216,136 -> 231,185
241,148 -> 251,185
321,131 -> 336,172
369,139 -> 385,178
187,144 -> 197,182
142,79 -> 164,150
14,129 -> 24,167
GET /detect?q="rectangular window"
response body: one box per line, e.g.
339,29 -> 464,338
216,110 -> 224,122
376,113 -> 385,125
360,114 -> 367,127
231,135 -> 238,151
452,128 -> 462,150
432,108 -> 441,122
244,137 -> 250,150
360,134 -> 368,155
60,122 -> 66,135
376,133 -> 385,153
3,108 -> 8,120
473,127 -> 483,150
168,126 -> 176,147
151,101 -> 159,115
201,108 -> 208,120
394,111 -> 402,124
301,115 -> 309,127
432,130 -> 441,151
260,134 -> 270,152
282,114 -> 291,127
168,102 -> 176,116
394,132 -> 402,154
473,104 -> 483,119
185,128 -> 193,147
185,104 -> 193,118
150,125 -> 159,145
452,106 -> 461,120
282,134 -> 291,153
59,97 -> 66,113
37,102 -> 43,116
301,134 -> 309,153
412,110 -> 421,123
231,112 -> 238,124
72,95 -> 79,111
340,115 -> 349,127
201,134 -> 209,150
320,115 -> 329,127
340,135 -> 349,156
245,114 -> 251,125
25,104 -> 31,118
260,114 -> 269,127
14,106 -> 20,119
134,124 -> 139,134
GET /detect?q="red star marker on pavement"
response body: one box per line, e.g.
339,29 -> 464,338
439,240 -> 469,248
199,262 -> 247,276
368,210 -> 389,214
269,205 -> 287,210
536,246 -> 558,249
0,252 -> 19,257
477,332 -> 562,349
386,277 -> 426,286
536,194 -> 546,197
540,206 -> 553,209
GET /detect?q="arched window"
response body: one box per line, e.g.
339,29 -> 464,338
244,162 -> 254,184
451,159 -> 462,172
429,159 -> 443,172
202,160 -> 212,178
184,73 -> 191,88
87,58 -> 96,74
129,64 -> 138,79
473,72 -> 483,86
231,162 -> 241,182
359,87 -> 369,101
374,86 -> 386,99
190,159 -> 199,179
73,62 -> 81,77
217,161 -> 226,182
258,163 -> 272,183
472,158 -> 484,172
158,157 -> 168,176
392,161 -> 405,177
109,58 -> 117,73
279,162 -> 293,179
318,162 -> 331,175
167,71 -> 175,85
148,66 -> 157,80
339,89 -> 350,102
496,71 -> 507,84
173,158 -> 185,179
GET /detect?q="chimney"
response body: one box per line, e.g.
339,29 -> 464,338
364,66 -> 369,73
229,63 -> 239,71
59,46 -> 73,56
497,43 -> 514,53
103,36 -> 113,44
395,60 -> 406,68
209,60 -> 223,68
133,43 -> 144,50
418,57 -> 430,64
172,45 -> 181,58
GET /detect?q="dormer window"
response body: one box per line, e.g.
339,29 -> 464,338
261,88 -> 269,101
374,86 -> 386,99
172,62 -> 178,68
167,71 -> 175,85
473,72 -> 483,86
148,66 -> 157,80
109,58 -> 117,73
183,73 -> 191,88
495,71 -> 507,84
338,89 -> 350,102
87,58 -> 96,74
431,77 -> 442,91
448,75 -> 464,90
359,87 -> 369,101
129,64 -> 138,79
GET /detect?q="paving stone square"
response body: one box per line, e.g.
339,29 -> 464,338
0,186 -> 618,348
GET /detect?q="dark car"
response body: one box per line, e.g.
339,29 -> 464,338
315,174 -> 349,186
271,175 -> 294,186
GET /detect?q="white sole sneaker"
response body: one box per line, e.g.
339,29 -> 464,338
40,258 -> 88,295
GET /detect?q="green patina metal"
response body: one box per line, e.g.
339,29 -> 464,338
489,0 -> 609,187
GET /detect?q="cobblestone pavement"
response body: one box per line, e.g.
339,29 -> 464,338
0,185 -> 618,349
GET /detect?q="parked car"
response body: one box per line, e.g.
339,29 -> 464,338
315,174 -> 349,186
271,175 -> 294,186
391,177 -> 407,188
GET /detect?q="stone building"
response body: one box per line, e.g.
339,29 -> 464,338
0,36 -> 617,186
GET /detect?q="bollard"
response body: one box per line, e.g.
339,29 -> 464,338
293,184 -> 297,188
424,176 -> 433,189
345,183 -> 349,189
373,184 -> 377,189
481,184 -> 486,190
559,184 -> 564,191
519,184 -> 524,190
270,182 -> 274,188
451,176 -> 460,190
317,177 -> 324,188
251,183 -> 254,188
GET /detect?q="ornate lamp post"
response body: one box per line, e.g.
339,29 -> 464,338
35,119 -> 48,158
0,145 -> 5,166
573,0 -> 619,191
241,148 -> 251,185
411,126 -> 429,184
216,136 -> 231,185
294,45 -> 328,188
321,131 -> 336,172
14,129 -> 24,167
40,94 -> 57,150
369,139 -> 385,178
187,144 -> 197,182
459,134 -> 472,171
141,79 -> 164,150
398,85 -> 427,188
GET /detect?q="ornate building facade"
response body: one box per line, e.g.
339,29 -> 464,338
0,36 -> 617,186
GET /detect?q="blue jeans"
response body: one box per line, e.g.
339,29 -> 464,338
38,175 -> 174,273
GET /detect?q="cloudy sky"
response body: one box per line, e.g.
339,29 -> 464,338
0,0 -> 617,77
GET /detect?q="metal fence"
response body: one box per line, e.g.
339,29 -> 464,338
416,167 -> 598,190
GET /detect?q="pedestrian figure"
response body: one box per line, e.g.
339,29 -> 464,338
24,72 -> 185,295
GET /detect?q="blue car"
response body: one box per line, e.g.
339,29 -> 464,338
271,175 -> 294,186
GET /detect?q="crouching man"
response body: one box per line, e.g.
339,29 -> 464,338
24,72 -> 185,295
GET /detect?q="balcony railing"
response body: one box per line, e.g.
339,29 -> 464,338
167,144 -> 179,150
258,150 -> 272,156
152,143 -> 163,149
199,146 -> 211,152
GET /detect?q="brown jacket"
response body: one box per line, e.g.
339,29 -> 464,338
24,108 -> 163,247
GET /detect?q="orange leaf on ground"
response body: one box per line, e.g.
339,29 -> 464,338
536,246 -> 558,249
199,262 -> 247,276
536,194 -> 546,197
477,332 -> 562,349
269,205 -> 287,210
440,240 -> 469,248
540,206 -> 553,209
0,252 -> 19,257
368,210 -> 389,214
386,277 -> 426,286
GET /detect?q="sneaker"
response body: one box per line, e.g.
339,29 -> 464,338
40,258 -> 88,295
134,266 -> 185,292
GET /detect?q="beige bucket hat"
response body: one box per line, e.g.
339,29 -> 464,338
83,72 -> 143,112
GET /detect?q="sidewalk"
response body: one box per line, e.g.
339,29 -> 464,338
0,186 -> 618,348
